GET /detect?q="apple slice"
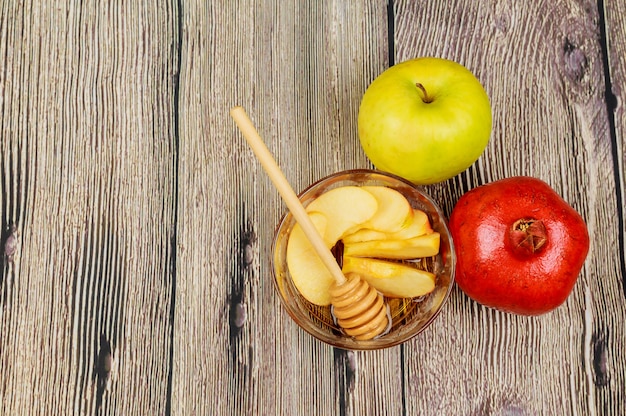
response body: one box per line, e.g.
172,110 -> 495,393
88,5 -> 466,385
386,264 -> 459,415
342,228 -> 388,244
343,232 -> 440,260
342,256 -> 435,298
342,209 -> 432,243
390,209 -> 433,239
359,186 -> 413,233
305,186 -> 378,245
286,212 -> 335,306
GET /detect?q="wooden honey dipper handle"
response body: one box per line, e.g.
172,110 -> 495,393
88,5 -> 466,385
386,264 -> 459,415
229,106 -> 346,286
230,106 -> 389,341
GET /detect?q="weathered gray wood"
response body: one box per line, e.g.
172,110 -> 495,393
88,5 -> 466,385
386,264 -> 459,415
170,1 -> 393,415
0,2 -> 178,415
393,0 -> 626,414
603,0 -> 626,412
1,1 -> 624,415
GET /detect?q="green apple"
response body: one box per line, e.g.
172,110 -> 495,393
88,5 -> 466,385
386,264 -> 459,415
358,57 -> 492,184
342,257 -> 435,298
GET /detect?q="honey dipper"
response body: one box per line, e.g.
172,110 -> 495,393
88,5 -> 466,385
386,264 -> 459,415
229,106 -> 389,341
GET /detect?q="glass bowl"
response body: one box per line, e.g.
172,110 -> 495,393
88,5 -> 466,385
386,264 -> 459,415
272,169 -> 455,350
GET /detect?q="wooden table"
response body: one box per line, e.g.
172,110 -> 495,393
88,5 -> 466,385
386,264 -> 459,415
1,1 -> 624,415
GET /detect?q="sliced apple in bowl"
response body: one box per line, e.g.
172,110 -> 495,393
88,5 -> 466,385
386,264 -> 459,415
342,208 -> 433,243
388,209 -> 433,240
287,186 -> 378,306
273,171 -> 454,348
286,184 -> 440,306
305,185 -> 378,245
342,256 -> 436,298
357,186 -> 413,233
286,212 -> 335,306
343,232 -> 440,260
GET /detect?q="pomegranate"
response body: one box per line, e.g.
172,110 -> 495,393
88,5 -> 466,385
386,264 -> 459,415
449,176 -> 590,315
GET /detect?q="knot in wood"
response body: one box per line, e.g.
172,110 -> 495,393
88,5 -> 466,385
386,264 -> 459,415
563,38 -> 588,82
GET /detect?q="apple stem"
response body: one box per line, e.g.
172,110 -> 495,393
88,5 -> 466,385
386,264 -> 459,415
509,219 -> 547,255
415,83 -> 433,103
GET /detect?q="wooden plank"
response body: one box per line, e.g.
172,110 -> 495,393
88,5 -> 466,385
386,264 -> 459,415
393,0 -> 626,414
1,1 -> 623,414
171,1 -> 392,414
602,0 -> 626,411
0,2 -> 178,414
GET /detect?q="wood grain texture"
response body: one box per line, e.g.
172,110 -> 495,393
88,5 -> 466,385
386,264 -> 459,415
605,0 -> 626,293
0,0 -> 624,415
393,0 -> 626,414
0,2 -> 178,414
602,0 -> 626,412
170,1 -> 392,414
